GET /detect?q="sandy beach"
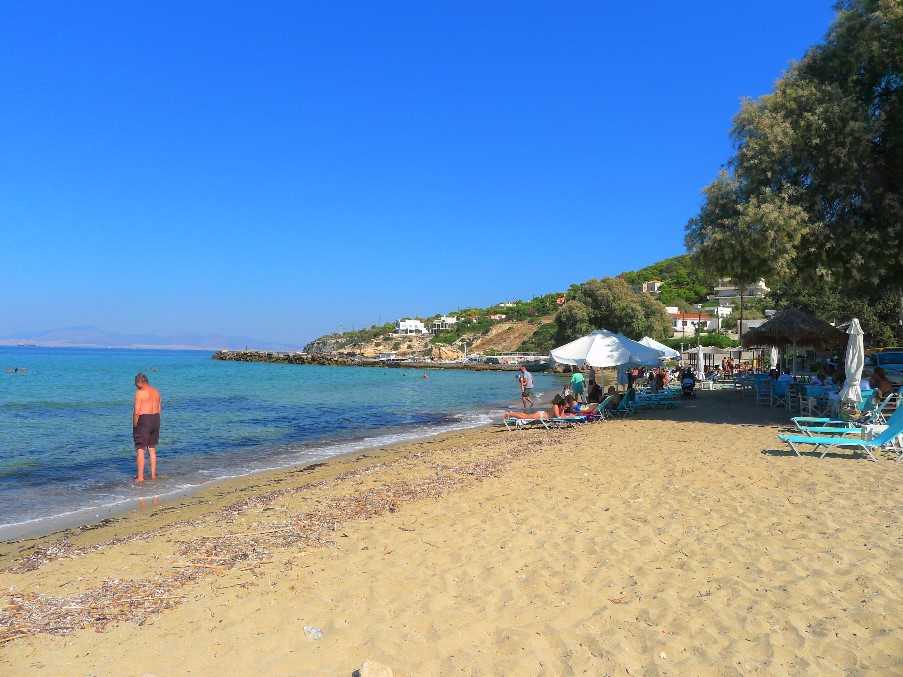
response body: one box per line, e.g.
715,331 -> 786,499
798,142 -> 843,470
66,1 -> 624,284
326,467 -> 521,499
2,389 -> 902,675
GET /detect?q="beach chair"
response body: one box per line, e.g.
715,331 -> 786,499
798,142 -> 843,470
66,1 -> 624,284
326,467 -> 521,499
777,405 -> 903,462
754,377 -> 772,406
547,414 -> 588,427
771,381 -> 790,409
608,391 -> 636,418
634,392 -> 678,410
592,395 -> 616,421
799,385 -> 831,417
502,415 -> 551,431
790,390 -> 889,432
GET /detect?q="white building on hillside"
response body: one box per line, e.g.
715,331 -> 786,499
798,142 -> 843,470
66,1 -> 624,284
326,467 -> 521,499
712,306 -> 733,318
430,316 -> 458,335
395,319 -> 428,335
670,312 -> 717,337
708,278 -> 770,306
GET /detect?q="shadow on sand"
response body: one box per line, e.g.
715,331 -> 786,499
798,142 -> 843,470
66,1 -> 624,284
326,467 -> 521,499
630,388 -> 790,428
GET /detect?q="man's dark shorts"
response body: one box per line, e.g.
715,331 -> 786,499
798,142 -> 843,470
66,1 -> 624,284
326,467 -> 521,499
134,413 -> 161,449
522,388 -> 534,398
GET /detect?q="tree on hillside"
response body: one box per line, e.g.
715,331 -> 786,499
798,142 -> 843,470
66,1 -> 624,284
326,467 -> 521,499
554,277 -> 671,345
686,173 -> 809,337
554,300 -> 593,345
687,0 -> 903,337
516,322 -> 558,354
769,276 -> 899,346
618,254 -> 713,306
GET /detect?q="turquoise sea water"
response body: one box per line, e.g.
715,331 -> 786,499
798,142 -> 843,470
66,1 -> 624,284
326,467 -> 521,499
0,347 -> 559,539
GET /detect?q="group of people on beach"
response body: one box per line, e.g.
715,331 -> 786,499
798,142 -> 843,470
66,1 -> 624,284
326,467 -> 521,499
508,365 -> 627,422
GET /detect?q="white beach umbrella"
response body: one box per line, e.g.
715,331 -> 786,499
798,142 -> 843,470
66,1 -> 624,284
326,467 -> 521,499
639,336 -> 680,360
695,344 -> 705,378
839,318 -> 864,403
550,330 -> 664,368
769,345 -> 780,371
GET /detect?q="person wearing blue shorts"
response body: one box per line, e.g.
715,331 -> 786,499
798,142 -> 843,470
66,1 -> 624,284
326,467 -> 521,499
569,368 -> 586,402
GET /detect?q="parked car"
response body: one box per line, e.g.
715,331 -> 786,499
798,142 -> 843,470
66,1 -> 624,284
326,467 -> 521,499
864,349 -> 903,387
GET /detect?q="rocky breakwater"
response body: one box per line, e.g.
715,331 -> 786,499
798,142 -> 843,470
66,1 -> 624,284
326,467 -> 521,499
211,350 -> 521,371
212,350 -> 358,366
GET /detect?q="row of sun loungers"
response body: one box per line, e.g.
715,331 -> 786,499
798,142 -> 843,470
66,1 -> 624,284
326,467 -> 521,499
502,387 -> 682,431
777,392 -> 902,462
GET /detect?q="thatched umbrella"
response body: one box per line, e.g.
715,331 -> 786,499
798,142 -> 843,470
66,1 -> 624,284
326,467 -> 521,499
743,309 -> 846,373
742,309 -> 846,349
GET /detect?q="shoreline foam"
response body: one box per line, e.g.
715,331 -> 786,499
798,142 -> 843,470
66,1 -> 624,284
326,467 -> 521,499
0,407 -> 506,542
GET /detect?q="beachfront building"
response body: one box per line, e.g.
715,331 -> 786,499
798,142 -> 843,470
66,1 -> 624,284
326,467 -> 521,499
730,317 -> 768,338
430,316 -> 458,335
708,278 -> 770,307
712,306 -> 733,318
395,318 -> 428,335
671,312 -> 717,338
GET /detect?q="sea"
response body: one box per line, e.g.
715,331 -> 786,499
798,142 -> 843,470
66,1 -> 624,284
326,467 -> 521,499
0,347 -> 560,540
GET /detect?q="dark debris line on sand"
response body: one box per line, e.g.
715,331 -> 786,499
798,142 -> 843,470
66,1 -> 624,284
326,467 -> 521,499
0,433 -> 561,643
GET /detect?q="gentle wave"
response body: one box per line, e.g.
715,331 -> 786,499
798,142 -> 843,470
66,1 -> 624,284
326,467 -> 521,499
0,407 -> 502,540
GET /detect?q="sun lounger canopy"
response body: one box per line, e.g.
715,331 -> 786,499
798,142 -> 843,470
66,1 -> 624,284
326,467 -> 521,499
742,309 -> 845,349
551,330 -> 664,368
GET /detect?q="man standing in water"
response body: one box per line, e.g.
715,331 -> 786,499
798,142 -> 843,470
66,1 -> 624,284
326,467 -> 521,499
518,365 -> 535,409
133,373 -> 161,483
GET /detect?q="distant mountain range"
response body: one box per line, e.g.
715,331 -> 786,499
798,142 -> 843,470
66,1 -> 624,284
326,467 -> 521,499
0,326 -> 297,351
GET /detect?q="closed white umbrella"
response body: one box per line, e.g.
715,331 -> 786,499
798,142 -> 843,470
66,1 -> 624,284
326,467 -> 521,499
695,344 -> 705,379
839,318 -> 864,403
639,336 -> 680,359
770,345 -> 780,371
550,330 -> 664,368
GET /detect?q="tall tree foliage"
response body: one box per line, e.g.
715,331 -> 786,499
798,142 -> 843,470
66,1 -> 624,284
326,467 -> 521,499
553,277 -> 671,345
687,0 -> 903,337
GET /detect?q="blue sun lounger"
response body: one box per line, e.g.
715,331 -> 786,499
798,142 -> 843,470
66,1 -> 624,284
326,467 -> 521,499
791,393 -> 899,436
608,391 -> 637,418
502,413 -> 587,431
778,405 -> 903,462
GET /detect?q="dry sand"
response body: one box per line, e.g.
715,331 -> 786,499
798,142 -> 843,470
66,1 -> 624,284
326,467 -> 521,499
1,390 -> 902,675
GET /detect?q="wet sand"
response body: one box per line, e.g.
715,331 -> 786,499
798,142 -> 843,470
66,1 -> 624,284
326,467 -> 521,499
1,390 -> 902,675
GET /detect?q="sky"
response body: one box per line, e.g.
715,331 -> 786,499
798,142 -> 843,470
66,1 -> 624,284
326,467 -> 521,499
0,1 -> 837,346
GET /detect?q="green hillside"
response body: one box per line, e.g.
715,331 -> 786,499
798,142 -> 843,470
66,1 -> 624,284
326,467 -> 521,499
306,254 -> 713,355
618,254 -> 715,308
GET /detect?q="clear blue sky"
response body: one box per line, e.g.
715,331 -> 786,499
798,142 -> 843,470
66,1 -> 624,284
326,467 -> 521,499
1,1 -> 836,345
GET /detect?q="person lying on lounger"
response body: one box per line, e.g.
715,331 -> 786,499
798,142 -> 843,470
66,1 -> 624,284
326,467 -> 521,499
504,409 -> 552,421
563,394 -> 599,415
505,395 -> 599,421
505,394 -> 567,420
